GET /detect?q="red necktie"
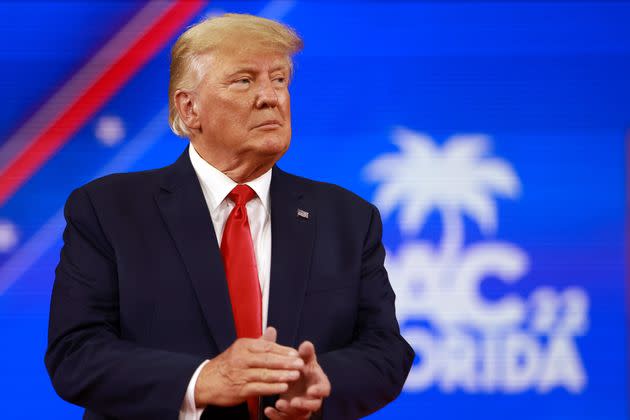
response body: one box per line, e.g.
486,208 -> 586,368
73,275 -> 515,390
220,184 -> 262,420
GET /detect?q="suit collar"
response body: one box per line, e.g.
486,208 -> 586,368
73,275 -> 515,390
156,147 -> 237,352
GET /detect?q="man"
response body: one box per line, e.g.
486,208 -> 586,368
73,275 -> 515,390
45,13 -> 414,420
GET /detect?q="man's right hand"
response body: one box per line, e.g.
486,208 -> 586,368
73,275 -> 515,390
194,327 -> 304,407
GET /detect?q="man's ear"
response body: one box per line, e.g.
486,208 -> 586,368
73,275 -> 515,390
174,90 -> 201,131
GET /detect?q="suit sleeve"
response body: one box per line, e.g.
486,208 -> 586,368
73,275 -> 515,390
44,187 -> 205,419
318,204 -> 415,419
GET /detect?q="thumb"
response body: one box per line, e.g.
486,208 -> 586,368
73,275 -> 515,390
261,326 -> 277,342
298,341 -> 316,364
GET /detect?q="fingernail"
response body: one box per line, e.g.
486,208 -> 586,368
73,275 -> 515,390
288,349 -> 298,357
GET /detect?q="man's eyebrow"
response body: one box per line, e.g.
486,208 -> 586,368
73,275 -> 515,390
225,67 -> 258,77
225,64 -> 290,79
269,64 -> 290,73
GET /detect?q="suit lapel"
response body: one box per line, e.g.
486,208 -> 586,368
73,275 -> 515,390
155,148 -> 236,352
268,167 -> 316,347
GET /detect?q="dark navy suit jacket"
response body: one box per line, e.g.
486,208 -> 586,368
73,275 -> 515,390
45,147 -> 414,419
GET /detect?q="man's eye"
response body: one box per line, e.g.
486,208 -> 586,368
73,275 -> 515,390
235,78 -> 251,85
274,77 -> 286,84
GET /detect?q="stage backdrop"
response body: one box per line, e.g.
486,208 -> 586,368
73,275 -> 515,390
0,1 -> 628,418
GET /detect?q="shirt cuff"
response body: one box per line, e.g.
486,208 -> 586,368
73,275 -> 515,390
179,360 -> 210,420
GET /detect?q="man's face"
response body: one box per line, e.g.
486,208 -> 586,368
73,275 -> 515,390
191,46 -> 292,170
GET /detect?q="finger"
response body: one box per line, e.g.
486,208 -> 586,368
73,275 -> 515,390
247,352 -> 304,370
290,396 -> 322,412
305,364 -> 330,388
262,326 -> 277,342
298,341 -> 316,364
307,382 -> 331,398
241,381 -> 289,397
276,398 -> 311,417
245,368 -> 300,383
249,338 -> 299,357
264,406 -> 290,420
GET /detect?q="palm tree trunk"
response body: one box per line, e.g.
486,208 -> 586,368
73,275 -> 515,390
439,206 -> 462,282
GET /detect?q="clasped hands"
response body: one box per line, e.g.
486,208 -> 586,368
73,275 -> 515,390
195,327 -> 331,419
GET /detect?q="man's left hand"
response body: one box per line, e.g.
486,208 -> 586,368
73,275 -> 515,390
263,335 -> 331,419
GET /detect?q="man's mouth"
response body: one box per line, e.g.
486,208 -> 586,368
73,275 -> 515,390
252,120 -> 282,130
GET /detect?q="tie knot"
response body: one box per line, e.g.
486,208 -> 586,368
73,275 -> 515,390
228,184 -> 257,206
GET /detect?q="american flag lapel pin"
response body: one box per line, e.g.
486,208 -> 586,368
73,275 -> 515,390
297,208 -> 309,219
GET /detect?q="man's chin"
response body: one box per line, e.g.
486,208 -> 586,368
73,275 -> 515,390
254,137 -> 290,159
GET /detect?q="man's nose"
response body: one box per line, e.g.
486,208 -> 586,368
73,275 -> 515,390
254,79 -> 279,109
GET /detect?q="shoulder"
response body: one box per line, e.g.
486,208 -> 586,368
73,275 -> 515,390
79,166 -> 166,197
63,164 -> 173,219
274,167 -> 378,219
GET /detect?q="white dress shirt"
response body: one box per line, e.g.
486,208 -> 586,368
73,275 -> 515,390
179,144 -> 272,419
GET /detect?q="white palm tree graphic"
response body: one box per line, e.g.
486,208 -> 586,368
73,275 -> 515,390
364,128 -> 525,328
364,127 -> 520,259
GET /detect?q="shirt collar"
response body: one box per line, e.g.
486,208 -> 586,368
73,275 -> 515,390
188,143 -> 272,212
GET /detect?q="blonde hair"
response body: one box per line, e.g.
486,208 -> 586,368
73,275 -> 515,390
168,13 -> 304,137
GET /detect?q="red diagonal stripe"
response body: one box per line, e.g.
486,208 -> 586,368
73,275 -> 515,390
0,0 -> 206,206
